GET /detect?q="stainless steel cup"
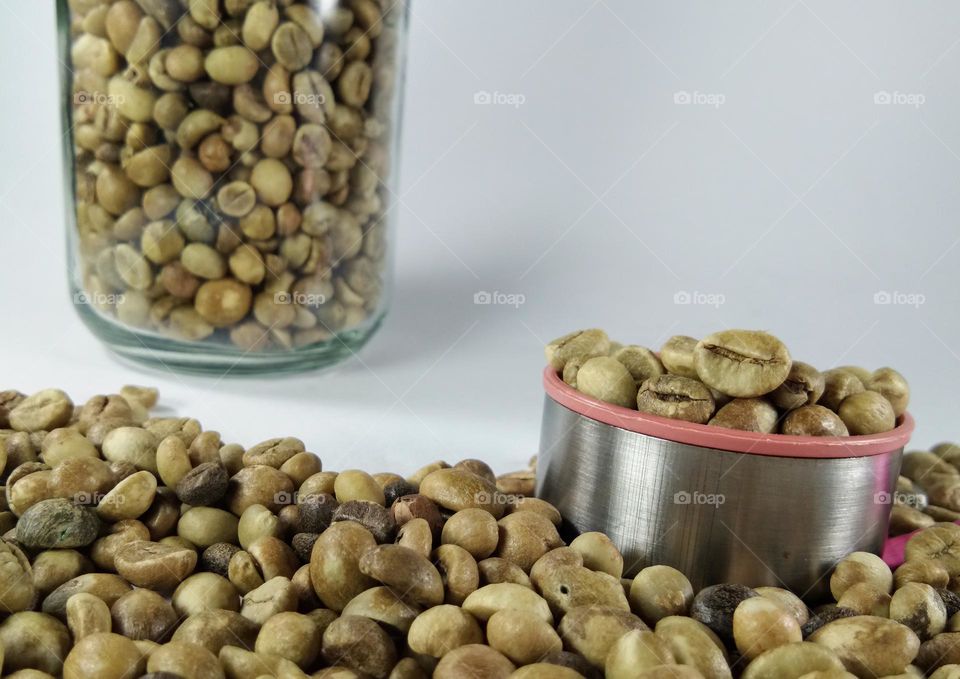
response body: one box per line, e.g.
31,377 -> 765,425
536,368 -> 914,599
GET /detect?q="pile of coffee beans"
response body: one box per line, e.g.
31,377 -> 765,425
67,0 -> 401,350
547,329 -> 909,436
889,444 -> 960,538
0,385 -> 946,678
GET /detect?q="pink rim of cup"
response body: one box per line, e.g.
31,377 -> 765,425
543,367 -> 915,459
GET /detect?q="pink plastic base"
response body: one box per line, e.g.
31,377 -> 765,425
544,367 -> 915,459
882,522 -> 960,568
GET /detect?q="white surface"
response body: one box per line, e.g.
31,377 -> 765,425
1,1 -> 959,475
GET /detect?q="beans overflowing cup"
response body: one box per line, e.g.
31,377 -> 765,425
546,328 -> 910,437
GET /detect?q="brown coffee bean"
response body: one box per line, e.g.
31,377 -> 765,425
175,462 -> 228,506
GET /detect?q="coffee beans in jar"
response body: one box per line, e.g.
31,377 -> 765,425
62,0 -> 408,372
547,328 -> 909,437
0,383 -> 951,677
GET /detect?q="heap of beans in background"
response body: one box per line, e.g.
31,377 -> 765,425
888,444 -> 960,539
546,328 -> 910,437
0,386 -> 949,678
67,0 -> 400,349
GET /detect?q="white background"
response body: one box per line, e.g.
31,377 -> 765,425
1,1 -> 958,476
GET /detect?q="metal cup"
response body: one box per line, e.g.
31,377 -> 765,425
536,368 -> 914,599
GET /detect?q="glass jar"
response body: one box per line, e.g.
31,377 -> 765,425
59,0 -> 407,374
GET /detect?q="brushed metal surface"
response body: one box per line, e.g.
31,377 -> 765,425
536,397 -> 902,600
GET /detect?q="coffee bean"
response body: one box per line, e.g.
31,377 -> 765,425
382,480 -> 417,508
18,498 -> 100,549
0,538 -> 36,612
637,375 -> 715,424
770,361 -> 825,410
839,390 -> 896,435
298,492 -> 338,533
781,405 -> 850,437
175,462 -> 228,506
545,329 -> 610,372
291,532 -> 319,563
708,398 -> 778,433
690,583 -> 758,646
114,540 -> 197,590
800,605 -> 858,637
575,357 -> 638,409
197,542 -> 240,577
694,330 -> 792,398
9,389 -> 74,433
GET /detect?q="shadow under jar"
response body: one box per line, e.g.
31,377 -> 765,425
59,0 -> 408,374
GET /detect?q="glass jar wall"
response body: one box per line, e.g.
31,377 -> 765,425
59,0 -> 407,374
